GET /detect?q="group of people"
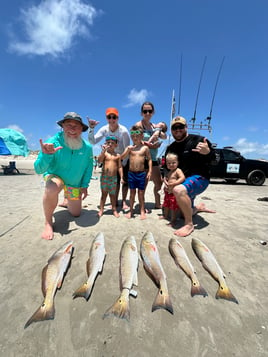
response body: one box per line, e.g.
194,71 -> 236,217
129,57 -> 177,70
34,102 -> 215,241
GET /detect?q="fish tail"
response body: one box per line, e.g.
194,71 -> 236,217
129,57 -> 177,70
215,284 -> 239,304
152,289 -> 173,315
191,282 -> 208,297
73,282 -> 92,301
103,292 -> 130,321
24,302 -> 55,329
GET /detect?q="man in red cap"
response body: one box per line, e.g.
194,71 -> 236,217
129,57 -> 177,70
87,108 -> 130,211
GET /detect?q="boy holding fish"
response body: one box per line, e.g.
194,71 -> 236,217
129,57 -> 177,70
121,125 -> 152,220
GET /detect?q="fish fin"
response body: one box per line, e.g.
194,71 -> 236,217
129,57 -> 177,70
24,301 -> 55,329
41,265 -> 48,297
57,273 -> 65,289
191,282 -> 208,297
152,289 -> 173,315
103,293 -> 130,321
215,284 -> 239,304
133,271 -> 138,287
73,282 -> 92,300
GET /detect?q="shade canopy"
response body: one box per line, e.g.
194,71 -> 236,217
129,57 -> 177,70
0,128 -> 29,156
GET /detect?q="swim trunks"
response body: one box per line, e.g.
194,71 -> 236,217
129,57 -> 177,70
44,174 -> 82,201
162,191 -> 179,211
182,175 -> 209,205
128,171 -> 146,190
101,174 -> 117,195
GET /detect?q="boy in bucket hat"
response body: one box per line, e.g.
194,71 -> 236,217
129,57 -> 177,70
34,112 -> 93,240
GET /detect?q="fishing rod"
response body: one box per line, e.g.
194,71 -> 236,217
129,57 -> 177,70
177,53 -> 183,115
191,56 -> 207,127
206,56 -> 225,129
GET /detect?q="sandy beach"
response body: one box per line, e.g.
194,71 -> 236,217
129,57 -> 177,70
0,160 -> 268,357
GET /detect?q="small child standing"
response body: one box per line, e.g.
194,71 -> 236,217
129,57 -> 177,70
121,125 -> 152,220
160,152 -> 185,226
98,136 -> 123,218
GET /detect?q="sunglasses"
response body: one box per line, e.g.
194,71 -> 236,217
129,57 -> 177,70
142,109 -> 153,114
172,124 -> 186,130
106,115 -> 118,120
130,130 -> 142,135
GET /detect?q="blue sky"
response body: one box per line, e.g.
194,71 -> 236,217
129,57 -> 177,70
0,0 -> 268,158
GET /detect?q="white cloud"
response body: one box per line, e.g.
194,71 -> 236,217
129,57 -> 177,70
8,124 -> 24,133
123,89 -> 150,108
234,138 -> 268,158
8,0 -> 100,58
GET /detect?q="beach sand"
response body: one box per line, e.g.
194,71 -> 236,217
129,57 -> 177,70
0,162 -> 268,357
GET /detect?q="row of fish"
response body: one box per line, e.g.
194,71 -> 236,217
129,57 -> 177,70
24,232 -> 238,328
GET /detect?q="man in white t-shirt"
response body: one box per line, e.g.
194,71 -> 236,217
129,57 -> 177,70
88,107 -> 130,210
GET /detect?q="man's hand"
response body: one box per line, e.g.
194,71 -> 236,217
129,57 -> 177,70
81,187 -> 88,200
39,139 -> 62,154
192,138 -> 210,155
87,117 -> 100,129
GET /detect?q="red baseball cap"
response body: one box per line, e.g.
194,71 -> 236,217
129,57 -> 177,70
106,107 -> 119,117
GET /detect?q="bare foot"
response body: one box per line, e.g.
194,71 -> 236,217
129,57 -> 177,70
122,202 -> 129,211
41,223 -> 54,240
140,212 -> 147,220
193,202 -> 216,215
113,210 -> 120,218
159,215 -> 168,220
97,210 -> 103,217
174,224 -> 194,237
125,212 -> 133,219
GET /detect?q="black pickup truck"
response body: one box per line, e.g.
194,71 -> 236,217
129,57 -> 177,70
210,147 -> 268,185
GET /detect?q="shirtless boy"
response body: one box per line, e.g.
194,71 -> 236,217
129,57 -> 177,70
98,136 -> 123,217
121,125 -> 152,220
160,152 -> 185,226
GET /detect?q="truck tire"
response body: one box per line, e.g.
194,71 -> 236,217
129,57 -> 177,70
246,170 -> 266,186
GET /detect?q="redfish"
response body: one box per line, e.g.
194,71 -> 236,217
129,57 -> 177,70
24,241 -> 73,328
169,238 -> 208,297
103,236 -> 139,321
191,238 -> 238,304
73,232 -> 106,300
140,231 -> 173,314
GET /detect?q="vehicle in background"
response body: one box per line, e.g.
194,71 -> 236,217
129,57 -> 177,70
210,147 -> 268,186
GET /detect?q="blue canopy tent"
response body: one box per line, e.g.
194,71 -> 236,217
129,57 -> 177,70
0,128 -> 29,174
0,128 -> 29,156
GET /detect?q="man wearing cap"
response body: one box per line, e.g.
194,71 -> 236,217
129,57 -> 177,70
88,108 -> 130,210
165,116 -> 215,237
34,112 -> 93,240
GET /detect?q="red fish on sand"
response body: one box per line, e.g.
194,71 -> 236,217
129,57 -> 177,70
169,238 -> 208,297
103,236 -> 139,321
73,232 -> 106,300
191,238 -> 238,304
140,231 -> 173,315
24,241 -> 73,328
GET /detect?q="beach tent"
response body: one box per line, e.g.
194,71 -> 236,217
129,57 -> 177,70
0,128 -> 29,156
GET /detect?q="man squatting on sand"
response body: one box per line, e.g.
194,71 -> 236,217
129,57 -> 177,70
34,112 -> 93,240
165,116 -> 216,237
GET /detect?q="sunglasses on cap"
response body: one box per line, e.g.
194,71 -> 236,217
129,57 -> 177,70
130,130 -> 142,135
142,109 -> 153,114
172,124 -> 186,130
106,115 -> 118,120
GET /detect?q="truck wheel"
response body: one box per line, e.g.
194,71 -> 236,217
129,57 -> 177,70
246,170 -> 266,186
